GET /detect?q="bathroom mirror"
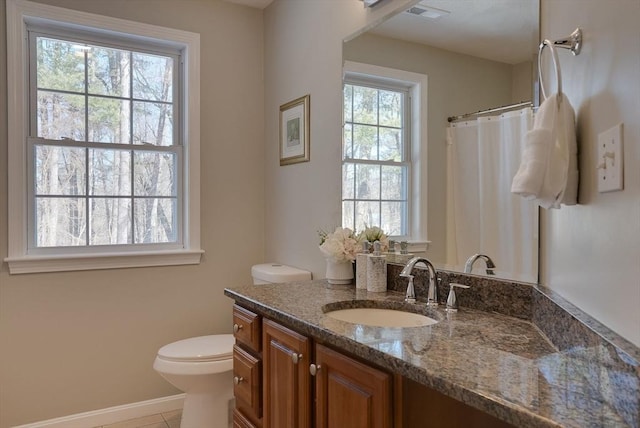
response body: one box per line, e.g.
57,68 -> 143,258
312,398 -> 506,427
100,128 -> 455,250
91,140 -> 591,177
343,0 -> 540,283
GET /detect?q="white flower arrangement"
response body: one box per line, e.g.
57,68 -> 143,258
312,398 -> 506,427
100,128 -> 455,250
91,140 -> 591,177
318,227 -> 360,262
358,225 -> 390,253
318,225 -> 390,261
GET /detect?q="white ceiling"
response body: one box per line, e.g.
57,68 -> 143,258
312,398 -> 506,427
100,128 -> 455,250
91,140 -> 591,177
369,0 -> 539,64
222,0 -> 538,64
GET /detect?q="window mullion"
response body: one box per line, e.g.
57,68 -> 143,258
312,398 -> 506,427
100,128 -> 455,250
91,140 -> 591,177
343,158 -> 407,167
350,85 -> 355,160
377,90 -> 382,230
351,85 -> 356,231
130,149 -> 135,244
85,147 -> 90,246
404,94 -> 411,162
28,137 -> 175,152
351,85 -> 355,231
84,48 -> 90,246
130,51 -> 135,245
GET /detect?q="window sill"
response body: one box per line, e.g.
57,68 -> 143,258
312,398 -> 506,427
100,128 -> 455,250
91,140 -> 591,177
390,240 -> 431,254
4,249 -> 204,274
406,241 -> 431,253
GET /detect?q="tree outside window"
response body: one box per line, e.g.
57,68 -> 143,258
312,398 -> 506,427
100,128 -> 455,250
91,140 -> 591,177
32,35 -> 179,248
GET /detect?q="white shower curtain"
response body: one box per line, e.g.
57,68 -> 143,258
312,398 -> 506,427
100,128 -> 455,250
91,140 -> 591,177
446,107 -> 537,282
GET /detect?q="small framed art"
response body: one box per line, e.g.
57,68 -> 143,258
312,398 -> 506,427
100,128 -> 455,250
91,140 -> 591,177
279,94 -> 310,165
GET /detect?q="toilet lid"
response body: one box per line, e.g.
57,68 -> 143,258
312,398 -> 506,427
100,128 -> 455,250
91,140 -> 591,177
158,334 -> 234,362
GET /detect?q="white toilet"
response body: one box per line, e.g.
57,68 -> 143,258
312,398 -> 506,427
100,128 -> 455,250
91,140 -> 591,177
153,334 -> 234,428
153,263 -> 310,428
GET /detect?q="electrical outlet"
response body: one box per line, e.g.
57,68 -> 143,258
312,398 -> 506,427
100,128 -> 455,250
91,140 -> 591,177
597,123 -> 624,192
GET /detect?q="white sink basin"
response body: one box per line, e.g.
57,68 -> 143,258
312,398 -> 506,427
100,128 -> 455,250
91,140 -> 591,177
325,308 -> 438,328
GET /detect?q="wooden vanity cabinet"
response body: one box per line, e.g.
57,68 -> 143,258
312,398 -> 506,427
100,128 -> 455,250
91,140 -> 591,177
232,303 -> 506,428
232,303 -> 393,428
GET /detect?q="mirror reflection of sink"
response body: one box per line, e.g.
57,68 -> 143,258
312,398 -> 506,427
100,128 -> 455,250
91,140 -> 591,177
324,308 -> 438,328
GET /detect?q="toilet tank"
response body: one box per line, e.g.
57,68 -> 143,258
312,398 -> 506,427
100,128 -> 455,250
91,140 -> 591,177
251,263 -> 311,285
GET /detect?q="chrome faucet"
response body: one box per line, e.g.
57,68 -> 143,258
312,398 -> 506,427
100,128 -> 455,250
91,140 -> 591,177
464,253 -> 496,275
400,257 -> 439,306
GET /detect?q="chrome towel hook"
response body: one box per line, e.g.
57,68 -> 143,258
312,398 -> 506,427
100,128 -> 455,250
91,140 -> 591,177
538,28 -> 582,104
552,28 -> 582,56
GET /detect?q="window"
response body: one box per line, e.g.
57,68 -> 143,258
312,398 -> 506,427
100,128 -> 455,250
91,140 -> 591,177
6,0 -> 202,273
342,62 -> 428,247
31,34 -> 179,248
342,80 -> 410,236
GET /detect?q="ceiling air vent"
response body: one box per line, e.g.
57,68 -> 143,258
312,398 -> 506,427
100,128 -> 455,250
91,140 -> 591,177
406,4 -> 450,19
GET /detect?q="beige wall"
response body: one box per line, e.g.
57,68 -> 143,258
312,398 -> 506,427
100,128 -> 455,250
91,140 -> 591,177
343,33 -> 514,266
511,60 -> 534,103
0,0 -> 265,426
539,0 -> 640,345
265,0 -> 640,350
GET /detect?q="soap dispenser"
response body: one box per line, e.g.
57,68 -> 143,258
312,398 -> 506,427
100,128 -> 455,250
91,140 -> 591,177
446,283 -> 471,312
385,239 -> 397,263
367,241 -> 387,292
356,241 -> 370,290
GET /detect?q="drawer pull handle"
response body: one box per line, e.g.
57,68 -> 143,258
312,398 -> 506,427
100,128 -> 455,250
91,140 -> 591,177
233,376 -> 244,385
309,364 -> 321,376
233,323 -> 243,333
291,353 -> 303,364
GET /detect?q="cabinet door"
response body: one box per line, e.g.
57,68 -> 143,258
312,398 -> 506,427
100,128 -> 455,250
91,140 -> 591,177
314,343 -> 392,428
263,319 -> 312,428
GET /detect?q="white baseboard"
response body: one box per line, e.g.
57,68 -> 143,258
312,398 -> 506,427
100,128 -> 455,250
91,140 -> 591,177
13,394 -> 185,428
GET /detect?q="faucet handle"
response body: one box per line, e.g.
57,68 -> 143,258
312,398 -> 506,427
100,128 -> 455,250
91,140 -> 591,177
446,283 -> 470,312
450,283 -> 470,288
404,275 -> 416,303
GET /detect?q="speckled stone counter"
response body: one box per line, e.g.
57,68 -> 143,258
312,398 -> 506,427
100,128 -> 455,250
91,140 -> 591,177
224,279 -> 639,428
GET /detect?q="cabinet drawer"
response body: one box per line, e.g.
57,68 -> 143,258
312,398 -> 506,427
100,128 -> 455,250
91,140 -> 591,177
233,344 -> 262,418
233,305 -> 262,351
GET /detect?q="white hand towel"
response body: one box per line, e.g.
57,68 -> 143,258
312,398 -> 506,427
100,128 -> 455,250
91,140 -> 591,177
511,93 -> 578,209
510,128 -> 552,198
558,94 -> 579,206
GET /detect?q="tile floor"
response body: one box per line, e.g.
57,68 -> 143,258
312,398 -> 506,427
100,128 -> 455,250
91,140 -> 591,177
93,410 -> 181,428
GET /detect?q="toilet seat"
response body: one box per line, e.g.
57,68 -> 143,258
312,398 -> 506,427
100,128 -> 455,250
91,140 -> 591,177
157,334 -> 234,363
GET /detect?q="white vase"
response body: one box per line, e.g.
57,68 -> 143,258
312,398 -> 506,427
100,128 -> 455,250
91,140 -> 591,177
325,259 -> 354,285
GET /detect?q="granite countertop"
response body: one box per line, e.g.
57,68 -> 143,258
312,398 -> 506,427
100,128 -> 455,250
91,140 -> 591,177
224,280 -> 638,428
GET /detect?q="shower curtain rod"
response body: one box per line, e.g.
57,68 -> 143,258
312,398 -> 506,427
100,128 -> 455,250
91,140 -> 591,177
447,101 -> 533,123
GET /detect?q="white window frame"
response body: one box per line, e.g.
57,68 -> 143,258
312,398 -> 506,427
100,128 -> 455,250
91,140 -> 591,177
5,0 -> 202,274
343,61 -> 429,251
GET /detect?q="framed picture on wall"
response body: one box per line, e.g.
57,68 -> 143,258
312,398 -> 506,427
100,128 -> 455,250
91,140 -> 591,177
279,94 -> 310,165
